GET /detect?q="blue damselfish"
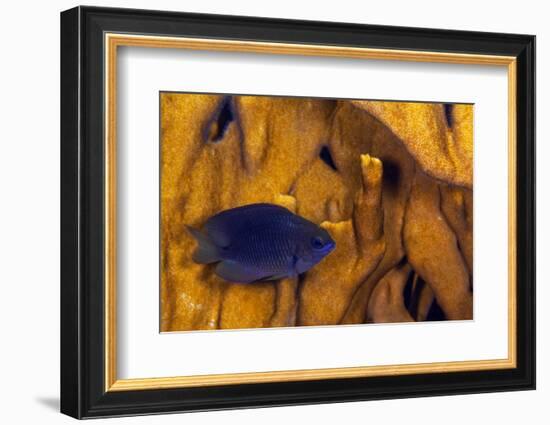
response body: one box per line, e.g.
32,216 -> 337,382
187,203 -> 335,283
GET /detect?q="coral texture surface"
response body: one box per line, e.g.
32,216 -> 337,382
160,94 -> 473,331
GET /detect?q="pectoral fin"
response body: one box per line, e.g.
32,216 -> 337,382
263,272 -> 291,281
215,261 -> 263,283
295,257 -> 313,275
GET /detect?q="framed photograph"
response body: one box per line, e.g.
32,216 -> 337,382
60,6 -> 535,419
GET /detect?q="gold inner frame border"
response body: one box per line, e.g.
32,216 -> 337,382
104,33 -> 517,392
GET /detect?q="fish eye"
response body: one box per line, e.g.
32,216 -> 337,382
311,236 -> 324,250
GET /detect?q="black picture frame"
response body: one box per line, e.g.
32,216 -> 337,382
61,5 -> 536,419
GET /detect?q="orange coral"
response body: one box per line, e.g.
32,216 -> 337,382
160,93 -> 473,332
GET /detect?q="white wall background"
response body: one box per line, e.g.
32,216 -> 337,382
0,0 -> 545,423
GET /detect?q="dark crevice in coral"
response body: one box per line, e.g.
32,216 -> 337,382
402,269 -> 414,310
216,282 -> 228,329
207,96 -> 235,143
268,280 -> 283,325
406,273 -> 425,321
294,273 -> 308,326
319,145 -> 338,171
341,252 -> 391,325
286,159 -> 316,197
287,180 -> 297,197
426,297 -> 446,321
382,159 -> 401,193
350,214 -> 363,262
444,104 -> 454,128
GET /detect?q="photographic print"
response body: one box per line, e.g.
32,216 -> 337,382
160,93 -> 474,332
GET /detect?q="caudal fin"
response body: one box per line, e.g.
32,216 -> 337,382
186,226 -> 220,264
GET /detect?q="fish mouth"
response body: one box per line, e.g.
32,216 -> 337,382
322,240 -> 336,254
